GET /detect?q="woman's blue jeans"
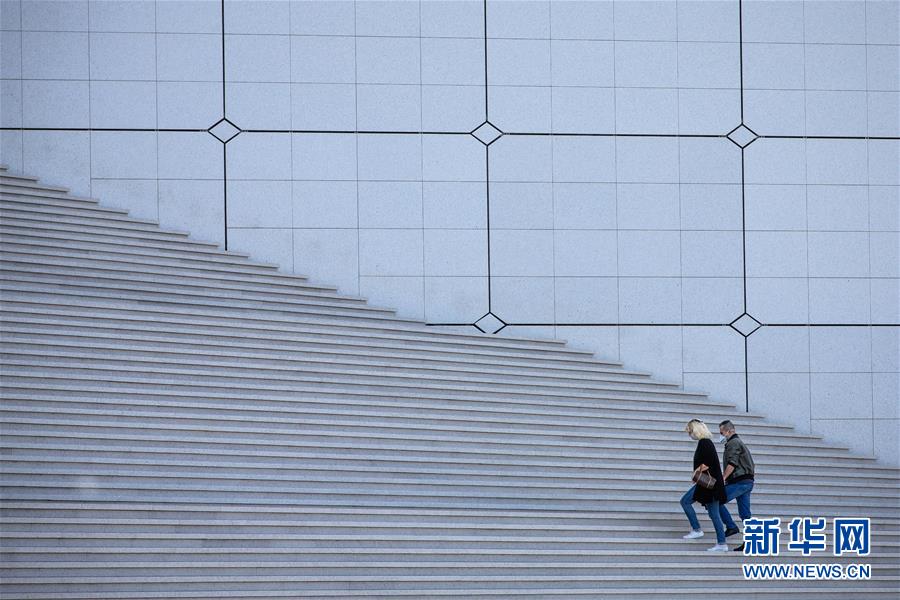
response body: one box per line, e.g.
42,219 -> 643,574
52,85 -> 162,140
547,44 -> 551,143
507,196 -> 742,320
680,485 -> 726,544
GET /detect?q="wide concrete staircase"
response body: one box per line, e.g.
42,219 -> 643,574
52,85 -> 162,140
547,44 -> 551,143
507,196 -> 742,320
0,165 -> 898,599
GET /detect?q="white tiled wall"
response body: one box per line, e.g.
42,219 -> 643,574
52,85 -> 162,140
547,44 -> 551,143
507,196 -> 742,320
1,0 -> 897,465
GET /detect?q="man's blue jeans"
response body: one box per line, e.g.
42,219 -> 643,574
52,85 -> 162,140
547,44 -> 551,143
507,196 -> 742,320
719,479 -> 754,530
680,485 -> 726,544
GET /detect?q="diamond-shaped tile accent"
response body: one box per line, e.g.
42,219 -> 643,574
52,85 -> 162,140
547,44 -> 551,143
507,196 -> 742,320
208,118 -> 241,143
729,312 -> 763,337
471,121 -> 503,146
474,311 -> 507,334
726,124 -> 759,149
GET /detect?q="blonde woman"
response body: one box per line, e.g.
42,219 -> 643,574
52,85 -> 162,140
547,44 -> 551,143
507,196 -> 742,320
679,419 -> 729,551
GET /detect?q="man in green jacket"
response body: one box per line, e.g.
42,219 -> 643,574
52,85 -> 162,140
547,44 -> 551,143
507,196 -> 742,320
718,420 -> 756,552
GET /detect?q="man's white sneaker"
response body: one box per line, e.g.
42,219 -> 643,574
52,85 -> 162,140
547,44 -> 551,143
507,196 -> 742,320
707,544 -> 730,552
683,530 -> 704,539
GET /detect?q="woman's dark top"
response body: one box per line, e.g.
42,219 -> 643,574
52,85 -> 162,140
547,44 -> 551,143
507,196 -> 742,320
691,437 -> 727,506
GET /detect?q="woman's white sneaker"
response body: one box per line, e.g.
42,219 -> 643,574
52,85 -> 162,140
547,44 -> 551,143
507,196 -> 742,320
707,544 -> 730,552
683,530 -> 704,539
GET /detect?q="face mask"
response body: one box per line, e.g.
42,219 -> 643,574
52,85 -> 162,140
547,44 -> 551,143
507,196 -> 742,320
718,435 -> 727,444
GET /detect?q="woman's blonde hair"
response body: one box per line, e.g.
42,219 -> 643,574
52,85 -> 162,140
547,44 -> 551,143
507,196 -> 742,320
685,419 -> 712,440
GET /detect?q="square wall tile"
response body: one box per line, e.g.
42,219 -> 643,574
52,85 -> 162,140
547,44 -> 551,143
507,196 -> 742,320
423,135 -> 484,182
422,85 -> 484,132
679,184 -> 742,231
22,0 -> 87,31
424,276 -> 488,323
491,276 -> 555,322
616,137 -> 678,183
551,136 -> 614,183
618,277 -> 682,323
811,373 -> 873,419
156,0 -> 222,34
618,326 -> 683,384
91,179 -> 158,221
89,1 -> 155,32
491,135 -> 552,182
808,232 -> 869,277
811,419 -> 873,457
157,179 -> 225,246
359,228 -> 423,276
291,35 -> 356,84
614,0 -> 676,40
746,278 -> 809,324
226,180 -> 292,228
421,0 -> 483,38
293,133 -> 357,181
745,232 -> 808,278
158,132 -> 223,180
615,88 -> 678,135
488,0 -> 549,39
551,1 -> 614,40
356,36 -> 421,85
23,80 -> 89,128
293,228 -> 359,294
676,1 -> 739,42
158,82 -> 222,129
551,40 -> 614,86
225,83 -> 291,130
224,0 -> 290,34
747,326 -> 809,373
158,33 -> 222,81
553,183 -> 617,230
680,231 -> 743,277
290,0 -> 355,36
90,131 -> 157,180
554,229 -> 618,277
226,34 -> 290,83
748,373 -> 811,434
614,41 -> 676,87
293,181 -> 358,229
616,183 -> 680,229
22,131 -> 90,195
490,182 -> 553,229
423,182 -> 487,229
681,277 -> 743,323
422,37 -> 484,86
810,327 -> 872,372
358,181 -> 423,229
357,84 -> 422,131
424,229 -> 488,276
553,277 -> 618,323
617,231 -> 681,277
22,31 -> 88,79
804,0 -> 866,44
358,134 -> 422,182
292,83 -> 356,131
682,326 -> 744,373
90,32 -> 155,80
553,87 -> 615,133
89,81 -> 156,129
490,229 -> 554,276
227,228 -> 294,272
677,42 -> 740,88
489,85 -> 551,133
488,38 -> 551,86
359,276 -> 425,320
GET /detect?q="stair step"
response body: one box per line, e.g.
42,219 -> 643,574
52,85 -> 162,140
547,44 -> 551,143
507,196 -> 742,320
0,194 -> 130,215
0,400 -> 841,450
0,307 -> 607,365
0,344 -> 688,396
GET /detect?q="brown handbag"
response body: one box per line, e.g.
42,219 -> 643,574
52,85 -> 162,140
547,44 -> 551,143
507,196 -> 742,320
692,465 -> 717,490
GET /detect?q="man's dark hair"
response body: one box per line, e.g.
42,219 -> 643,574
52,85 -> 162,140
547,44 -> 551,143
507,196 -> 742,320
718,420 -> 735,432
